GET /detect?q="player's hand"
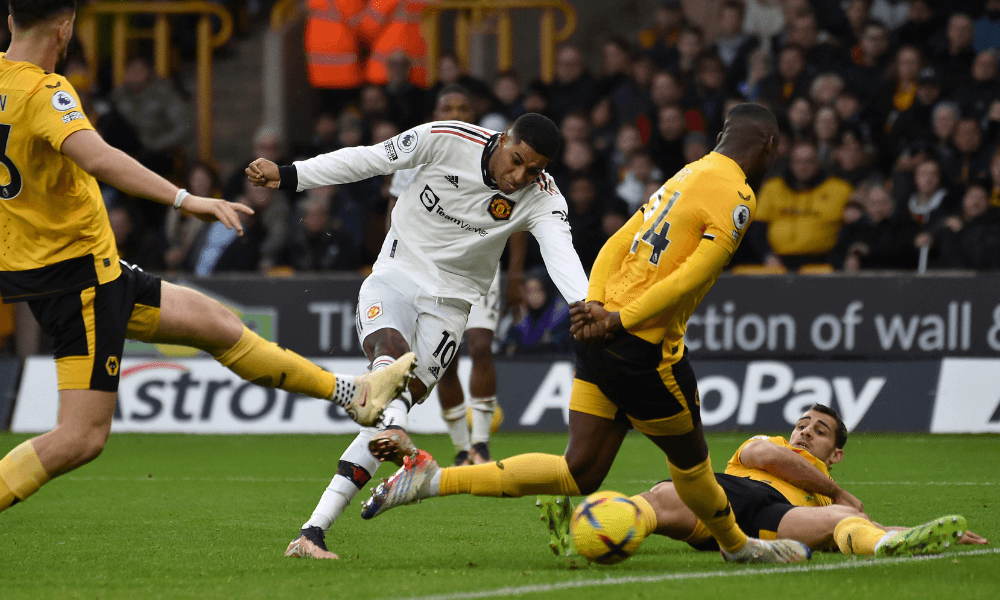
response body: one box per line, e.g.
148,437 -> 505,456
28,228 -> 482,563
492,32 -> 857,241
570,301 -> 621,343
245,158 -> 281,189
958,530 -> 989,545
179,195 -> 255,236
832,488 -> 864,514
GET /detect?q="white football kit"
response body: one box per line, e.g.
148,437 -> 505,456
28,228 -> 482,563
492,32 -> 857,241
281,120 -> 588,390
389,168 -> 501,334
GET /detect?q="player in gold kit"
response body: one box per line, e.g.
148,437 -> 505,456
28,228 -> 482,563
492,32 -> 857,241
0,0 -> 415,515
361,104 -> 811,564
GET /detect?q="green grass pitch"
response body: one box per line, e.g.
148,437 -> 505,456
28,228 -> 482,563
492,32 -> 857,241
1,431 -> 997,599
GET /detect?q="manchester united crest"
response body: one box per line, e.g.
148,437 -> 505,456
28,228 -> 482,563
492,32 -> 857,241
487,194 -> 516,221
365,302 -> 383,322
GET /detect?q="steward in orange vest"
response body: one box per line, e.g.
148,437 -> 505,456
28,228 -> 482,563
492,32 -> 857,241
305,0 -> 365,89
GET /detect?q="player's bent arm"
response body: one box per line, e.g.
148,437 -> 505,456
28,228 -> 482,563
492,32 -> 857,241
62,130 -> 253,233
587,210 -> 644,303
62,129 -> 178,205
531,211 -> 589,302
619,239 -> 730,329
739,440 -> 845,500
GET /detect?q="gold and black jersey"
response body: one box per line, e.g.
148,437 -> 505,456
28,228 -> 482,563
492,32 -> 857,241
601,152 -> 755,349
725,435 -> 833,508
0,53 -> 120,303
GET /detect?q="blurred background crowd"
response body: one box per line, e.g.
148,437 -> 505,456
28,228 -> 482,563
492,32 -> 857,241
7,0 -> 1000,284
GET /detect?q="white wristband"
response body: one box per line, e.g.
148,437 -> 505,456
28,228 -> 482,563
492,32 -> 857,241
173,188 -> 190,210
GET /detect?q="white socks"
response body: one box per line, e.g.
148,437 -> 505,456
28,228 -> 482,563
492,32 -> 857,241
469,396 -> 497,445
442,404 -> 471,452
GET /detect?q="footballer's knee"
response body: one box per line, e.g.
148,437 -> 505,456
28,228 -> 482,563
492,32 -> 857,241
362,328 -> 410,362
56,424 -> 110,468
465,329 -> 493,364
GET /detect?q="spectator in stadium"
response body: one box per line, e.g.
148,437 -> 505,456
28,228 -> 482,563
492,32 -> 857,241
363,104 -> 815,566
954,49 -> 1000,122
278,186 -> 364,272
895,0 -> 937,48
830,183 -> 920,271
900,157 -> 960,229
502,268 -> 573,357
685,51 -> 729,138
636,404 -> 987,556
755,140 -> 854,270
742,0 -> 786,54
0,0 -> 416,518
808,72 -> 844,108
975,0 -> 1000,52
384,52 -> 428,131
915,184 -> 1000,270
838,0 -> 871,49
589,96 -> 618,156
565,175 -> 607,272
813,106 -> 841,167
649,103 -> 688,177
931,13 -> 977,94
639,0 -> 687,70
712,0 -> 758,81
846,21 -> 893,97
672,25 -> 707,82
786,96 -> 815,143
889,67 -> 944,158
876,45 -> 923,130
831,126 -> 879,186
110,54 -> 190,177
546,44 -> 596,124
616,151 -> 664,214
682,131 -> 711,164
165,161 -> 219,272
928,102 -> 961,170
735,48 -> 772,101
946,118 -> 992,188
786,12 -> 845,76
758,44 -> 811,111
493,70 -> 526,123
189,182 -> 273,275
609,122 -> 645,179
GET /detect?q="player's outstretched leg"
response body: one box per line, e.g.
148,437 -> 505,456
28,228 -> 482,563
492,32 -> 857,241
340,353 -> 418,426
361,450 -> 440,519
875,515 -> 967,558
285,525 -> 339,559
537,495 -> 574,556
721,538 -> 812,564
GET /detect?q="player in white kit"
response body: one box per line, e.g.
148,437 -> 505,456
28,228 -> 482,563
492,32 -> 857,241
246,112 -> 588,559
387,85 -> 526,467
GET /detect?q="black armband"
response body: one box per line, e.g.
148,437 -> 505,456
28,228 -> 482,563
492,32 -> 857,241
277,165 -> 298,191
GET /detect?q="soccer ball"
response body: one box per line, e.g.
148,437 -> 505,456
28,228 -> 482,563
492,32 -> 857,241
570,490 -> 643,565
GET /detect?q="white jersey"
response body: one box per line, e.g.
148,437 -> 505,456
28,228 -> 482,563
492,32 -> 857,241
287,120 -> 588,304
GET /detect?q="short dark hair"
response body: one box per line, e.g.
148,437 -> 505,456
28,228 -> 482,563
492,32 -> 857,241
9,0 -> 77,29
437,83 -> 472,104
809,404 -> 848,449
510,113 -> 561,159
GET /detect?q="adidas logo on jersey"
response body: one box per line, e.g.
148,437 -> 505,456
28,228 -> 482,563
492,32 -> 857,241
428,366 -> 440,378
445,175 -> 459,188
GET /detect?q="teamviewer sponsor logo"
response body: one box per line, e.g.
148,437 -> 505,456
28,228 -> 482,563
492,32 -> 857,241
420,185 -> 440,211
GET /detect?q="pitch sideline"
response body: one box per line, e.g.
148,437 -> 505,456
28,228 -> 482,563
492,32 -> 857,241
385,548 -> 1000,600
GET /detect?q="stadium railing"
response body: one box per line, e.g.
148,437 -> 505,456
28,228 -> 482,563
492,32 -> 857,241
422,0 -> 577,84
76,1 -> 234,163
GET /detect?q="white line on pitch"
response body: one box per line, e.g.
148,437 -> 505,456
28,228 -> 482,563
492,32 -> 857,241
383,548 -> 1000,600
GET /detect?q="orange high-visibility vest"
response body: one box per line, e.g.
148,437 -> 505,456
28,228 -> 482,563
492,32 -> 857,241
305,0 -> 365,89
363,0 -> 429,87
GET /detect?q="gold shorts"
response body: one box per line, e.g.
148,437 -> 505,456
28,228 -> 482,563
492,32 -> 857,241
570,332 -> 699,437
27,262 -> 161,391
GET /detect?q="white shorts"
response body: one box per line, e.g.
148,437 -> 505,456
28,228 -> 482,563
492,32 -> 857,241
465,269 -> 501,333
356,272 -> 472,390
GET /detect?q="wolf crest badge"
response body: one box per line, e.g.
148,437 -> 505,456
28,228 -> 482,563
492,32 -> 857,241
487,194 -> 516,221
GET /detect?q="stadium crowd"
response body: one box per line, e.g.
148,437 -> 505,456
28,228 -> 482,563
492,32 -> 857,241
16,0 -> 1000,279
